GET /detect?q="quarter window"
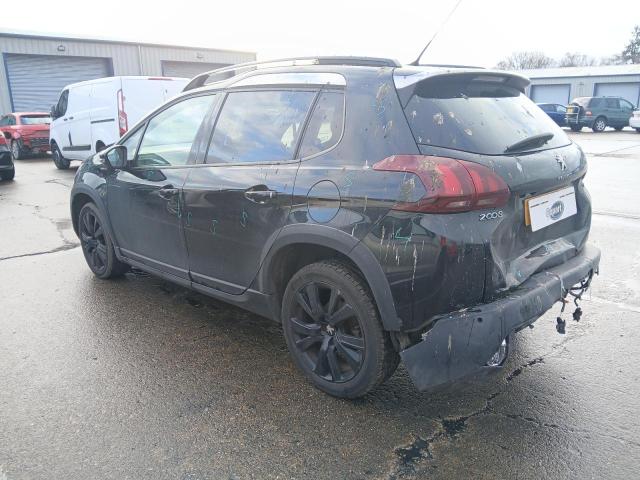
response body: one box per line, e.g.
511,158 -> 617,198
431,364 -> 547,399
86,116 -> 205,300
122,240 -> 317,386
299,91 -> 345,158
121,127 -> 144,162
135,95 -> 214,167
206,90 -> 315,164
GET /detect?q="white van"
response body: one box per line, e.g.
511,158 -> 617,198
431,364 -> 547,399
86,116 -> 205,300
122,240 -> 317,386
49,76 -> 188,169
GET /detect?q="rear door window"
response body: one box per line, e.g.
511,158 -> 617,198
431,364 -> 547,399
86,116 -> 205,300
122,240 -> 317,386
605,98 -> 619,109
401,79 -> 570,155
299,91 -> 344,158
206,90 -> 315,164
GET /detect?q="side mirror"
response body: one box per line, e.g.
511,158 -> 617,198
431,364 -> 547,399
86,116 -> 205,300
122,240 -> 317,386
102,145 -> 127,169
50,105 -> 58,119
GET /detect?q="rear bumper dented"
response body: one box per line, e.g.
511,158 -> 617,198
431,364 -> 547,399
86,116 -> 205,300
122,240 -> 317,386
401,244 -> 601,391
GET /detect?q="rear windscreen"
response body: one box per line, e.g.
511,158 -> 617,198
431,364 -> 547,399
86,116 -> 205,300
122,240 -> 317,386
401,79 -> 571,155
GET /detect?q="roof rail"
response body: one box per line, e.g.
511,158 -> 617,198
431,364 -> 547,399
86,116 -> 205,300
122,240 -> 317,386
182,56 -> 401,91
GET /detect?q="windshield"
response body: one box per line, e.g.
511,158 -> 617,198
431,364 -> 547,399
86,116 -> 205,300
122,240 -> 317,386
402,79 -> 571,155
20,115 -> 51,125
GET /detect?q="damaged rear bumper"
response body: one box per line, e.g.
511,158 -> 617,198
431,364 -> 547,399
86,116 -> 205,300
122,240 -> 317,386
401,244 -> 601,391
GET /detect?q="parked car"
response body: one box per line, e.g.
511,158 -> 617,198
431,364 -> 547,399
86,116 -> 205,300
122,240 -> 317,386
537,103 -> 567,126
566,96 -> 636,132
0,135 -> 15,180
70,58 -> 600,398
0,112 -> 51,160
49,76 -> 188,169
630,109 -> 640,132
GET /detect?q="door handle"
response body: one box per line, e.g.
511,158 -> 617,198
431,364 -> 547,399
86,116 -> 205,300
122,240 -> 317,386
63,118 -> 68,121
244,186 -> 277,204
68,116 -> 74,120
157,185 -> 179,199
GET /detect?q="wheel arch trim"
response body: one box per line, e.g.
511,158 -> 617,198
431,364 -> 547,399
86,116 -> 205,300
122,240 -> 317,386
257,224 -> 402,331
70,185 -> 122,260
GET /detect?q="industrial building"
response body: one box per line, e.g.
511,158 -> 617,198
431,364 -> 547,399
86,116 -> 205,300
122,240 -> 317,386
521,64 -> 640,107
0,31 -> 255,113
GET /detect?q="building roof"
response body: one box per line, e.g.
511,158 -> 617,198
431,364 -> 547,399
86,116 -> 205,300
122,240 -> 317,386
0,29 -> 255,56
518,64 -> 640,79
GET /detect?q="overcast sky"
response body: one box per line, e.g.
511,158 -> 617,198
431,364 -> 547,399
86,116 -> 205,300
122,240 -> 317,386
1,0 -> 638,67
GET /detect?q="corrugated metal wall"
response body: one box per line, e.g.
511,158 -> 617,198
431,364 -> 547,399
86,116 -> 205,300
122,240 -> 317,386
526,75 -> 640,105
0,34 -> 255,113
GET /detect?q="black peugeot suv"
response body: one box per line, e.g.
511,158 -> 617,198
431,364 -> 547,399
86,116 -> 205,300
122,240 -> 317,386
70,57 -> 600,398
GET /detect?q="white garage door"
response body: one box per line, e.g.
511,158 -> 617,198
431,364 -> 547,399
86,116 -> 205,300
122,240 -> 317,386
594,82 -> 640,107
5,54 -> 112,112
161,61 -> 230,79
530,84 -> 571,105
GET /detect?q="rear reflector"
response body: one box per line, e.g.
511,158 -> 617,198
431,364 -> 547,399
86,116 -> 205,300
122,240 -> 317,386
373,155 -> 510,213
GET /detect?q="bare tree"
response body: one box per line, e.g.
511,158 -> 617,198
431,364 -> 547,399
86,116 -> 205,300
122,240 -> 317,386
495,51 -> 555,70
558,52 -> 597,67
621,25 -> 640,64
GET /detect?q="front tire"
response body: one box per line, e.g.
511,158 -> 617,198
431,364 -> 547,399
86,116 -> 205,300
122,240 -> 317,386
570,125 -> 582,132
78,203 -> 129,279
281,260 -> 399,398
592,117 -> 607,132
51,143 -> 70,169
11,140 -> 23,160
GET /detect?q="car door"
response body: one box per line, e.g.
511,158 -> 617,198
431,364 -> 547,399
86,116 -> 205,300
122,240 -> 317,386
106,93 -> 216,280
620,98 -> 635,126
62,85 -> 93,159
604,98 -> 621,127
182,88 -> 318,294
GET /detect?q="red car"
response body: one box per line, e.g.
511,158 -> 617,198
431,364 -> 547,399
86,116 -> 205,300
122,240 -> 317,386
0,112 -> 51,160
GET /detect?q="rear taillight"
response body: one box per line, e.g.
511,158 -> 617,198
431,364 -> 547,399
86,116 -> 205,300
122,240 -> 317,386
117,89 -> 128,137
585,110 -> 592,116
372,155 -> 510,213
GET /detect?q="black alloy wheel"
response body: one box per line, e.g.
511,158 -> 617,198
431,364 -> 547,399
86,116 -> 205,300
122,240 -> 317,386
78,203 -> 128,279
282,261 -> 399,398
79,206 -> 108,276
290,281 -> 365,383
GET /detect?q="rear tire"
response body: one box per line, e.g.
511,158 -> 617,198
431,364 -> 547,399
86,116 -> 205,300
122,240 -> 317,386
636,128 -> 640,133
51,143 -> 70,170
0,167 -> 14,181
281,260 -> 399,398
10,140 -> 23,160
78,202 -> 129,279
614,126 -> 623,131
592,117 -> 607,132
570,125 -> 582,132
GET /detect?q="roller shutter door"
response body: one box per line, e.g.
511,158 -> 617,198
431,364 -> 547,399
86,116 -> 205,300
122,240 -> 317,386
530,84 -> 571,105
5,54 -> 111,112
594,82 -> 640,107
161,61 -> 229,79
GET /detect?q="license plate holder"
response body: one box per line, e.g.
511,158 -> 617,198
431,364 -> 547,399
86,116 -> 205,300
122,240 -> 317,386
525,186 -> 577,232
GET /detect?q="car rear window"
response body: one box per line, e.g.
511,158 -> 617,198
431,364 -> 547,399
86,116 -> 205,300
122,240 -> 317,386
401,78 -> 571,155
20,115 -> 51,125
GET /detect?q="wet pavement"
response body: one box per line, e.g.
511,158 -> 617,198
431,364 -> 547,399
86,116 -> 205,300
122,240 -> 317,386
1,130 -> 639,479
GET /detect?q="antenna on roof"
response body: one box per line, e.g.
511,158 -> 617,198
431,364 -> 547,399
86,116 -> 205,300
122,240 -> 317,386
409,0 -> 464,66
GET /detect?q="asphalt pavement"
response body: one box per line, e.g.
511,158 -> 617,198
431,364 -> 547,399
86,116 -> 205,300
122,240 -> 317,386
1,129 -> 640,479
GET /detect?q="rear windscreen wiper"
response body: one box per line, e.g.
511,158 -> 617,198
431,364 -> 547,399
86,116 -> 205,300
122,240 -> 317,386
504,132 -> 555,153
